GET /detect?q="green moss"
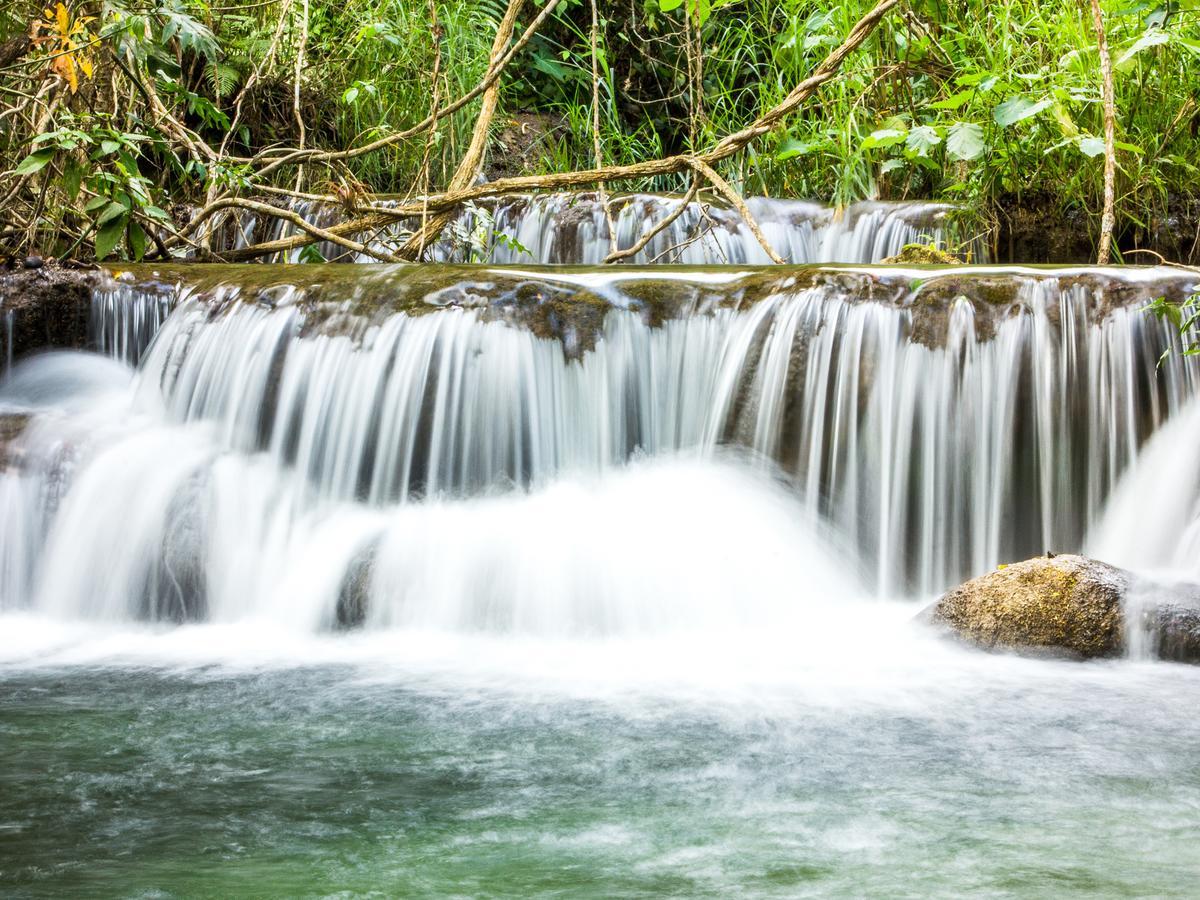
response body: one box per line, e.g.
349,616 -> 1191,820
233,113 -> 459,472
882,243 -> 960,265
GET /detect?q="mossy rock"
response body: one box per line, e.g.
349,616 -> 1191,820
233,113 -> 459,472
0,413 -> 31,470
882,243 -> 960,265
928,554 -> 1127,659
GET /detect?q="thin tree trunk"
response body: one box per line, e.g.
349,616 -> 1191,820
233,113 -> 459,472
1088,0 -> 1117,265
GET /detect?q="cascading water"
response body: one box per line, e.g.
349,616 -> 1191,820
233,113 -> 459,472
194,193 -> 977,265
8,262 -> 1200,898
2,264 -> 1195,627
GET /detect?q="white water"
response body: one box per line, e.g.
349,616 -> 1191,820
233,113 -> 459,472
196,193 -> 971,264
1088,397 -> 1200,576
1,265 -> 1195,634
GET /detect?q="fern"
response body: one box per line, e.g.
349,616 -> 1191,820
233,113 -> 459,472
205,61 -> 242,100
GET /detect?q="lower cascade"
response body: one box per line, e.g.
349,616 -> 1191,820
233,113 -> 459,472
1,263 -> 1198,629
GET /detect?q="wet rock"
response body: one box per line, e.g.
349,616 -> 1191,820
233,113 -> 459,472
0,413 -> 30,469
1155,603 -> 1200,662
928,555 -> 1200,664
0,265 -> 101,360
1125,580 -> 1200,664
335,542 -> 377,629
928,555 -> 1127,659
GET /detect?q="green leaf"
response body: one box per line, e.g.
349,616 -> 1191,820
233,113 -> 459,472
879,158 -> 906,174
1116,28 -> 1170,68
96,200 -> 129,227
905,125 -> 942,156
946,122 -> 986,161
993,96 -> 1053,127
127,221 -> 146,261
95,216 -> 127,261
775,137 -> 821,161
62,159 -> 84,201
861,128 -> 907,150
928,90 -> 973,111
659,0 -> 683,9
142,205 -> 172,223
14,149 -> 55,176
1078,136 -> 1106,158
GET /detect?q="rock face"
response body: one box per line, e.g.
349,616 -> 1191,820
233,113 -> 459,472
929,555 -> 1127,659
0,265 -> 100,361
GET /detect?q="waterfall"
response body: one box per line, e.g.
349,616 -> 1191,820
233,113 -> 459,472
194,193 -> 976,264
1087,398 -> 1200,575
1,264 -> 1194,627
90,280 -> 175,365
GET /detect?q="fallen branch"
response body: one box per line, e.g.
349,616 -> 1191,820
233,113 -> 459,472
604,179 -> 700,264
685,157 -> 784,264
185,198 -> 403,262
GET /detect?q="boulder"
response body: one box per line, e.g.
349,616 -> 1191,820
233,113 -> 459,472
928,554 -> 1127,659
928,554 -> 1200,663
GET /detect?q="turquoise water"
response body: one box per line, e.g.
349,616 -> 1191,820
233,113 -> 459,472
3,631 -> 1200,898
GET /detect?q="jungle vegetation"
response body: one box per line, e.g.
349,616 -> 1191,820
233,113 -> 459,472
0,0 -> 1197,263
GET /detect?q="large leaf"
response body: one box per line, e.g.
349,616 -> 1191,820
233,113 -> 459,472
1078,136 -> 1106,158
14,149 -> 55,176
861,128 -> 907,150
94,216 -> 127,261
993,96 -> 1053,128
127,220 -> 146,261
946,122 -> 986,161
96,200 -> 129,227
1116,28 -> 1170,68
905,125 -> 942,157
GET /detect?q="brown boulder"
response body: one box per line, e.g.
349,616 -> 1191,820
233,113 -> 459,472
928,554 -> 1127,659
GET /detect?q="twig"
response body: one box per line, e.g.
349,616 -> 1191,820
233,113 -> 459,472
249,0 -> 563,182
591,0 -> 617,256
683,157 -> 783,263
604,179 -> 700,263
291,0 -> 310,192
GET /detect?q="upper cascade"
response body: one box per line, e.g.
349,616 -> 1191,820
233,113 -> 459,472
194,193 -> 976,265
0,262 -> 1191,617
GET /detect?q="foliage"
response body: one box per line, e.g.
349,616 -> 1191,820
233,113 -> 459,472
1,0 -> 1199,261
1145,293 -> 1200,361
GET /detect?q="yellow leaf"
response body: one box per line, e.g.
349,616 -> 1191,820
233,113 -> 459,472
55,2 -> 69,37
78,55 -> 93,80
52,54 -> 78,93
